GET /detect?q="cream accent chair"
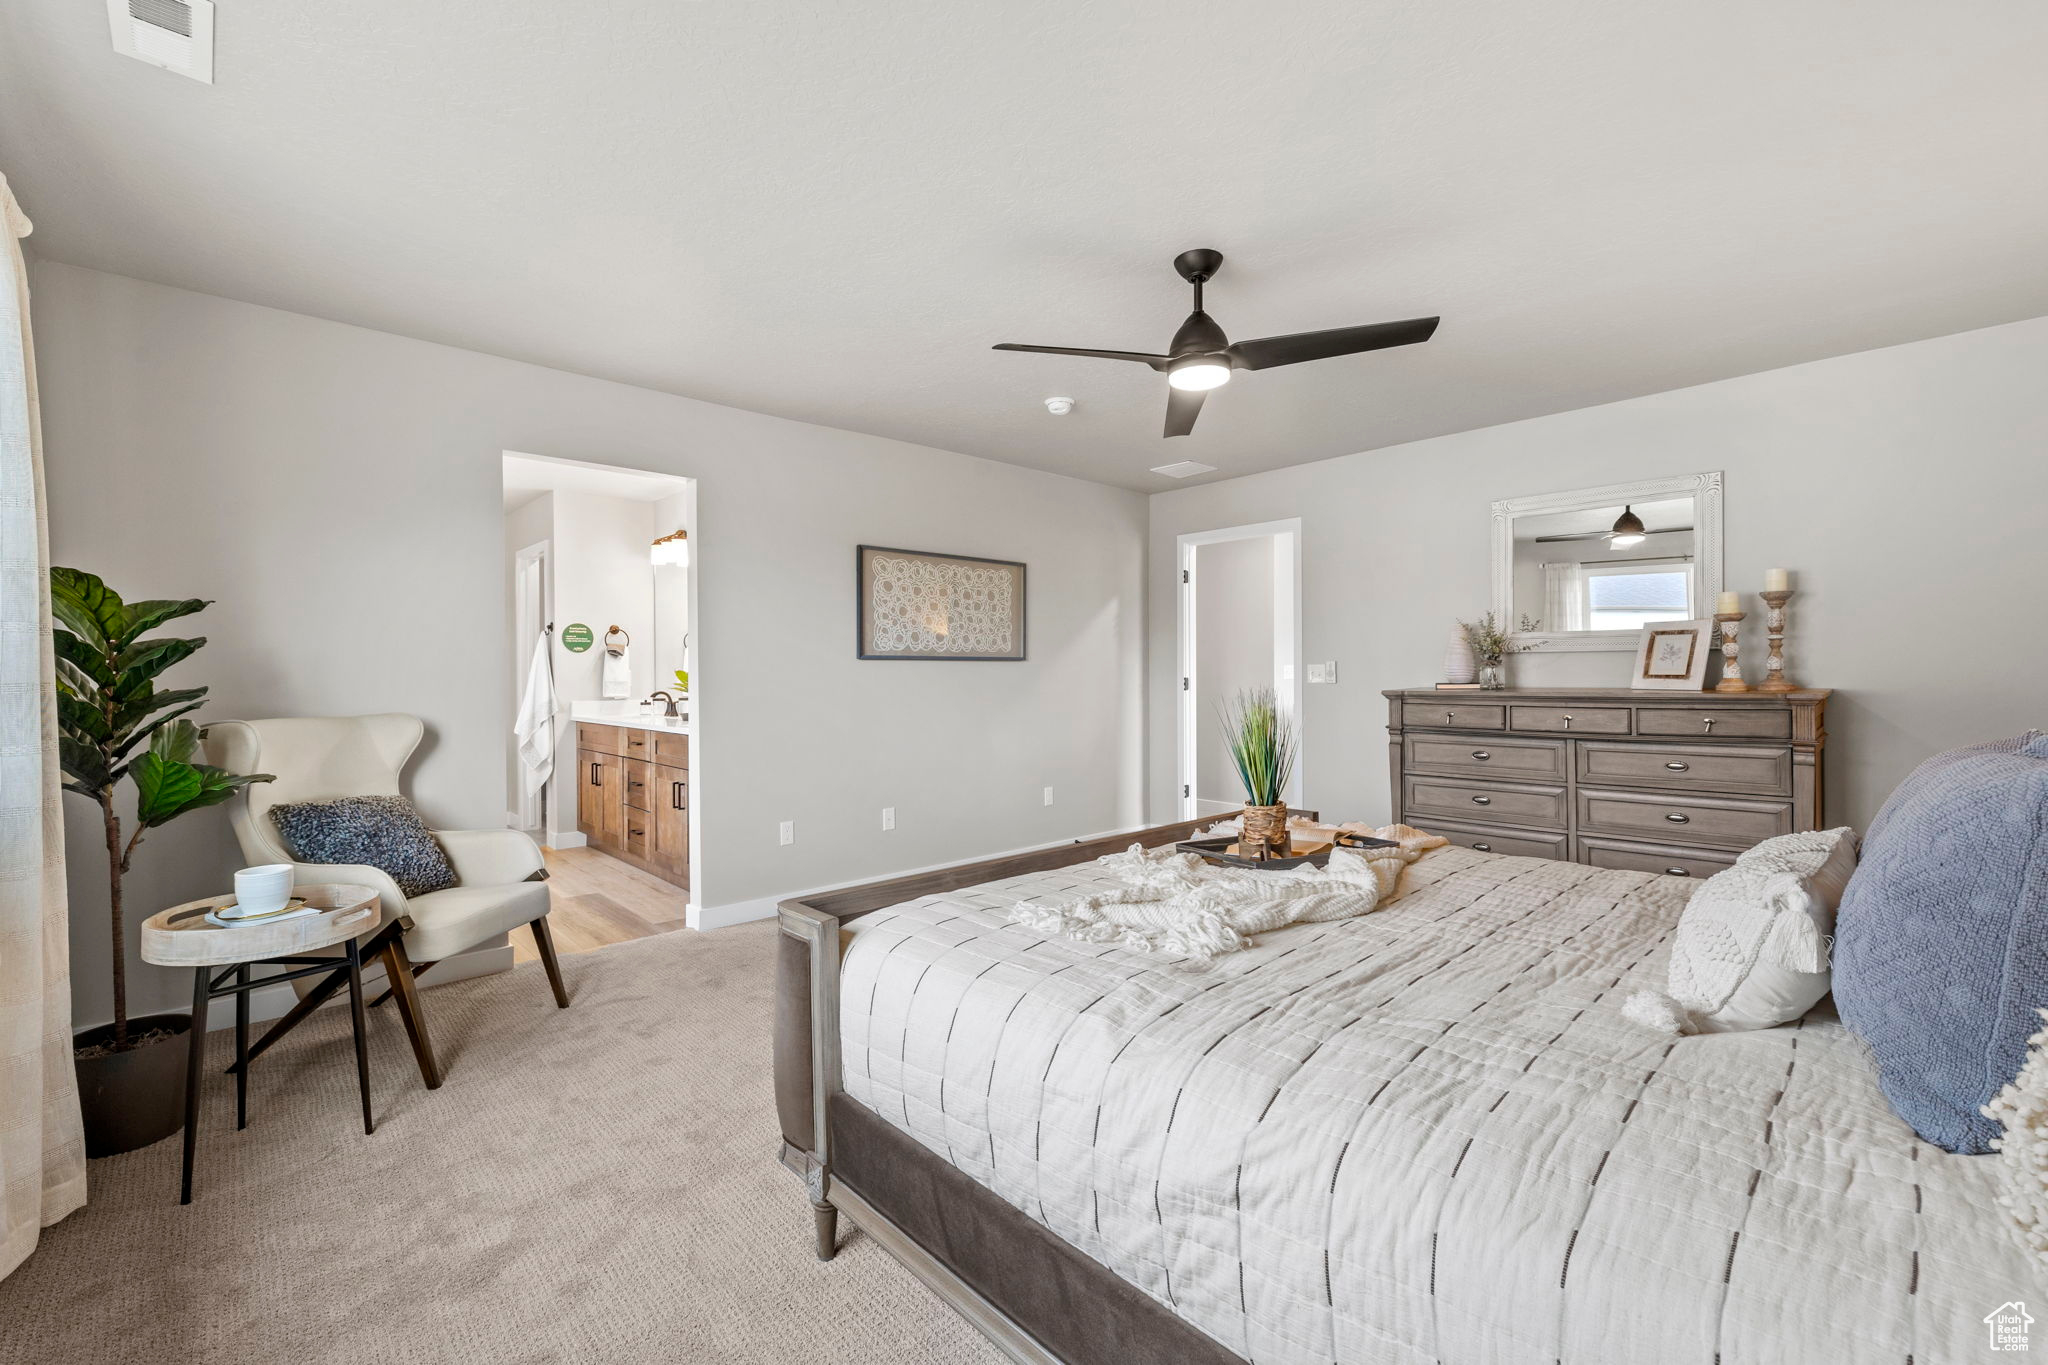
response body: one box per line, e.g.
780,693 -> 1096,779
205,714 -> 567,1090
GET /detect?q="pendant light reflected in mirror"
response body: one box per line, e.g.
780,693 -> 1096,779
1607,506 -> 1647,548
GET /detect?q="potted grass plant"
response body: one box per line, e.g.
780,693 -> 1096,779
1221,687 -> 1298,860
52,567 -> 271,1156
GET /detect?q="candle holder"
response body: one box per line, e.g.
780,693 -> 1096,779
1758,589 -> 1796,692
1712,611 -> 1749,692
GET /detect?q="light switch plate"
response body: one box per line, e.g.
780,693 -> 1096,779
1306,663 -> 1328,684
1322,660 -> 1339,683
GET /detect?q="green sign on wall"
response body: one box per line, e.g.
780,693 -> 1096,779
560,623 -> 594,653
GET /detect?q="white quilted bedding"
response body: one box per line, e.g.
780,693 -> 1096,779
839,845 -> 2040,1365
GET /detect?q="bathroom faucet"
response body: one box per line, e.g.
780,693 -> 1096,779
646,690 -> 680,718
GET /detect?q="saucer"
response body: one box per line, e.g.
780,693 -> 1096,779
214,896 -> 308,922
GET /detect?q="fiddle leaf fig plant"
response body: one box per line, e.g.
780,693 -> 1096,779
50,567 -> 272,1051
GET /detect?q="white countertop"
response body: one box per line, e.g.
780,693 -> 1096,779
571,707 -> 690,736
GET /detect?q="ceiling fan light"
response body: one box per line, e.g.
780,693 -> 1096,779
1607,505 -> 1647,546
1167,358 -> 1230,391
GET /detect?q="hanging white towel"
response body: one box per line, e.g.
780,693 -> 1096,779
514,633 -> 558,793
601,646 -> 631,700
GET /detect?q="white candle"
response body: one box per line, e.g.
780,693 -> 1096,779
1764,568 -> 1790,592
1715,591 -> 1740,615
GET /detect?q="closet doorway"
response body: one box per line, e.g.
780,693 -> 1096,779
1176,520 -> 1304,820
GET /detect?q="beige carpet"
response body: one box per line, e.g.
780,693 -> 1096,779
0,923 -> 1002,1365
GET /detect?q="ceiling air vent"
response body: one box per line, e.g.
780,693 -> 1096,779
1150,461 -> 1217,480
107,0 -> 214,83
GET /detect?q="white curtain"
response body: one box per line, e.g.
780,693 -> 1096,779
0,175 -> 86,1281
1542,561 -> 1586,631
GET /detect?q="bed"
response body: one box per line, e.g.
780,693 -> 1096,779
775,818 -> 2038,1365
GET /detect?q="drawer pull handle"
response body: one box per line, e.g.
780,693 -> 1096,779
1701,717 -> 1717,731
1445,711 -> 1455,724
1666,812 -> 1690,823
1471,795 -> 1492,805
1471,750 -> 1491,761
1665,761 -> 1689,771
1665,867 -> 1690,877
1472,842 -> 1492,852
1562,714 -> 1573,729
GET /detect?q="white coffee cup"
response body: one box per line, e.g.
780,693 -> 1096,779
232,864 -> 295,916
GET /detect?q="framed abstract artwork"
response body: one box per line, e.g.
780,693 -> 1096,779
857,545 -> 1026,661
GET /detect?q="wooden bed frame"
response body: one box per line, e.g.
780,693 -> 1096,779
774,813 -> 1313,1365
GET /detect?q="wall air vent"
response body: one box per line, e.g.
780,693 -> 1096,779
1149,461 -> 1217,480
107,0 -> 214,83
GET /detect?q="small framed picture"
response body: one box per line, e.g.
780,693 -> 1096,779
1631,619 -> 1712,690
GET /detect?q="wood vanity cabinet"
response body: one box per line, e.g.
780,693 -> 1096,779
576,723 -> 689,889
1386,688 -> 1829,882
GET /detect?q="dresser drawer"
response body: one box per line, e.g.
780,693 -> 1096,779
1407,735 -> 1566,782
618,727 -> 654,759
1578,836 -> 1739,881
1575,742 -> 1791,797
1403,701 -> 1506,731
575,722 -> 624,755
623,758 -> 653,811
1634,707 -> 1790,740
1508,705 -> 1630,735
619,812 -> 652,859
1431,821 -> 1568,860
1406,777 -> 1567,831
1577,789 -> 1793,848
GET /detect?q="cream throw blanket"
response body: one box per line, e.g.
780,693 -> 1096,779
1008,824 -> 1448,957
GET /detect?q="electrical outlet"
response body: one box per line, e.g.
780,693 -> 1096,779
778,820 -> 794,846
1306,663 -> 1327,684
881,807 -> 895,831
1043,786 -> 1054,806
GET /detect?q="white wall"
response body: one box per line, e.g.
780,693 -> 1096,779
1149,315 -> 2048,833
34,262 -> 1147,1029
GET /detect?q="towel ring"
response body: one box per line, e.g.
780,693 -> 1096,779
603,626 -> 631,651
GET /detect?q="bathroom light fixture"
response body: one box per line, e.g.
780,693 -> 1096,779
1607,506 -> 1647,547
650,529 -> 689,567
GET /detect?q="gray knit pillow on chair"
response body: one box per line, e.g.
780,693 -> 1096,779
269,795 -> 458,898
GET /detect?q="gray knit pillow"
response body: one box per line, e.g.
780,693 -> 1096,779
269,795 -> 457,899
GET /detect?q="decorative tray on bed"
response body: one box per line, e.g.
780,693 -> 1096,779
1176,829 -> 1397,872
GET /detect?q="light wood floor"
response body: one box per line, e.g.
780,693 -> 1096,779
513,845 -> 690,963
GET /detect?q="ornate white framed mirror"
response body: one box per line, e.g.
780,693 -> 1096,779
1490,471 -> 1723,653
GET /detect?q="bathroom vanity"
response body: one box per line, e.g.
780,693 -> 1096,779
574,718 -> 689,889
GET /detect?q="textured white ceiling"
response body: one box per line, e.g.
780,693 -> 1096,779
4,2 -> 2045,492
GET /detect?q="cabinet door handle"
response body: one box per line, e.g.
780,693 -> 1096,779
1471,795 -> 1492,805
1665,866 -> 1690,877
1701,717 -> 1717,731
1471,750 -> 1490,761
1472,842 -> 1492,852
672,781 -> 684,810
1665,761 -> 1689,771
589,762 -> 599,786
1666,812 -> 1690,823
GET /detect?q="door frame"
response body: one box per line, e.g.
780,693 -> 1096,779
1176,518 -> 1304,821
512,539 -> 551,832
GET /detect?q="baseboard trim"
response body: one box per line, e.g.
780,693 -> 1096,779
546,830 -> 588,850
688,820 -> 1157,931
200,942 -> 516,1031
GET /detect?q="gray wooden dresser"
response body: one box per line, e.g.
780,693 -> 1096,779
1384,687 -> 1830,879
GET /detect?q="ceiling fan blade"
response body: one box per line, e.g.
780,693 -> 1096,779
1164,386 -> 1206,438
1532,524 -> 1694,544
993,343 -> 1170,371
1226,317 -> 1440,371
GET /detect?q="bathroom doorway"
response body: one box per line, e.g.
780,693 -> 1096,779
503,451 -> 697,957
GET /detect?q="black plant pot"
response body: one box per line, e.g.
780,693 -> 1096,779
73,1011 -> 192,1157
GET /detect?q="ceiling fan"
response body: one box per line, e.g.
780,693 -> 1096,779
992,249 -> 1439,437
1533,506 -> 1693,548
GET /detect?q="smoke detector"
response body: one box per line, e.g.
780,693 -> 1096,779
107,0 -> 215,83
1043,396 -> 1076,416
1149,460 -> 1216,479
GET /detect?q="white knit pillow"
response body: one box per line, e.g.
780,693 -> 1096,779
1985,1009 -> 2048,1277
1624,827 -> 1858,1034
